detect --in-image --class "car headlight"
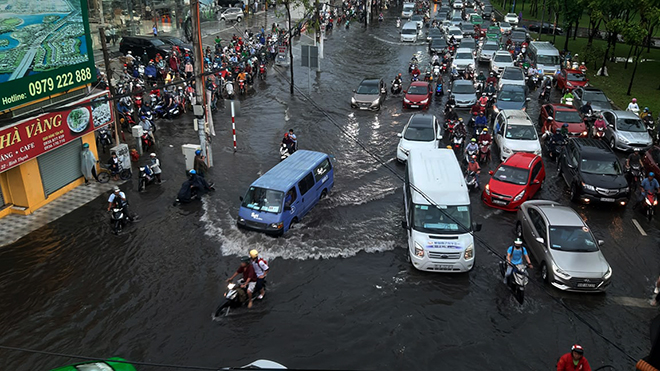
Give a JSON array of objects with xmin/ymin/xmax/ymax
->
[
  {"xmin": 270, "ymin": 222, "xmax": 283, "ymax": 229},
  {"xmin": 351, "ymin": 97, "xmax": 357, "ymax": 104},
  {"xmin": 484, "ymin": 183, "xmax": 490, "ymax": 195},
  {"xmin": 621, "ymin": 187, "xmax": 629, "ymax": 193},
  {"xmin": 534, "ymin": 148, "xmax": 542, "ymax": 155},
  {"xmin": 513, "ymin": 189, "xmax": 526, "ymax": 202},
  {"xmin": 238, "ymin": 217, "xmax": 245, "ymax": 222},
  {"xmin": 581, "ymin": 182, "xmax": 595, "ymax": 191},
  {"xmin": 404, "ymin": 98, "xmax": 411, "ymax": 103},
  {"xmin": 371, "ymin": 98, "xmax": 380, "ymax": 106},
  {"xmin": 492, "ymin": 106, "xmax": 500, "ymax": 113},
  {"xmin": 552, "ymin": 263, "xmax": 572, "ymax": 280},
  {"xmin": 414, "ymin": 242, "xmax": 425, "ymax": 257},
  {"xmin": 502, "ymin": 146, "xmax": 512, "ymax": 154},
  {"xmin": 464, "ymin": 244, "xmax": 474, "ymax": 259},
  {"xmin": 603, "ymin": 266, "xmax": 612, "ymax": 280},
  {"xmin": 582, "ymin": 131, "xmax": 588, "ymax": 136},
  {"xmin": 618, "ymin": 134, "xmax": 630, "ymax": 143},
  {"xmin": 399, "ymin": 146, "xmax": 409, "ymax": 155},
  {"xmin": 420, "ymin": 98, "xmax": 429, "ymax": 104}
]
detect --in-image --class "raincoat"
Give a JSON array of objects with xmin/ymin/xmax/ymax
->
[{"xmin": 80, "ymin": 147, "xmax": 97, "ymax": 180}]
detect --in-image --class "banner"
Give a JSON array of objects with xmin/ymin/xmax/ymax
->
[
  {"xmin": 0, "ymin": 0, "xmax": 96, "ymax": 111},
  {"xmin": 0, "ymin": 91, "xmax": 112, "ymax": 172}
]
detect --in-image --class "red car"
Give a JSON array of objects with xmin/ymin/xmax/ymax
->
[
  {"xmin": 555, "ymin": 68, "xmax": 588, "ymax": 92},
  {"xmin": 482, "ymin": 153, "xmax": 545, "ymax": 211},
  {"xmin": 403, "ymin": 81, "xmax": 432, "ymax": 109},
  {"xmin": 538, "ymin": 104, "xmax": 588, "ymax": 137},
  {"xmin": 642, "ymin": 146, "xmax": 660, "ymax": 176}
]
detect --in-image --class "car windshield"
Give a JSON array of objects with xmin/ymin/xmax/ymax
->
[
  {"xmin": 412, "ymin": 15, "xmax": 422, "ymax": 21},
  {"xmin": 461, "ymin": 25, "xmax": 473, "ymax": 32},
  {"xmin": 617, "ymin": 118, "xmax": 647, "ymax": 132},
  {"xmin": 502, "ymin": 69, "xmax": 523, "ymax": 80},
  {"xmin": 511, "ymin": 31, "xmax": 526, "ymax": 39},
  {"xmin": 430, "ymin": 29, "xmax": 442, "ymax": 35},
  {"xmin": 432, "ymin": 40, "xmax": 447, "ymax": 47},
  {"xmin": 402, "ymin": 28, "xmax": 417, "ymax": 35},
  {"xmin": 505, "ymin": 125, "xmax": 538, "ymax": 140},
  {"xmin": 403, "ymin": 4, "xmax": 414, "ymax": 10},
  {"xmin": 407, "ymin": 85, "xmax": 428, "ymax": 95},
  {"xmin": 537, "ymin": 54, "xmax": 560, "ymax": 65},
  {"xmin": 453, "ymin": 83, "xmax": 475, "ymax": 94},
  {"xmin": 555, "ymin": 110, "xmax": 582, "ymax": 123},
  {"xmin": 494, "ymin": 54, "xmax": 512, "ymax": 62},
  {"xmin": 450, "ymin": 29, "xmax": 462, "ymax": 35},
  {"xmin": 493, "ymin": 165, "xmax": 529, "ymax": 185},
  {"xmin": 404, "ymin": 125, "xmax": 435, "ymax": 141},
  {"xmin": 150, "ymin": 38, "xmax": 165, "ymax": 46},
  {"xmin": 483, "ymin": 45, "xmax": 498, "ymax": 52},
  {"xmin": 580, "ymin": 158, "xmax": 622, "ymax": 175},
  {"xmin": 567, "ymin": 72, "xmax": 587, "ymax": 81},
  {"xmin": 498, "ymin": 89, "xmax": 524, "ymax": 101},
  {"xmin": 582, "ymin": 91, "xmax": 609, "ymax": 104},
  {"xmin": 412, "ymin": 204, "xmax": 471, "ymax": 233},
  {"xmin": 500, "ymin": 22, "xmax": 511, "ymax": 28},
  {"xmin": 356, "ymin": 83, "xmax": 379, "ymax": 94},
  {"xmin": 549, "ymin": 226, "xmax": 599, "ymax": 252},
  {"xmin": 455, "ymin": 52, "xmax": 473, "ymax": 60},
  {"xmin": 242, "ymin": 187, "xmax": 284, "ymax": 213}
]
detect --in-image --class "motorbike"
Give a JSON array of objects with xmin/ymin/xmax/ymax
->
[
  {"xmin": 539, "ymin": 85, "xmax": 551, "ymax": 102},
  {"xmin": 396, "ymin": 18, "xmax": 401, "ymax": 27},
  {"xmin": 452, "ymin": 130, "xmax": 465, "ymax": 154},
  {"xmin": 643, "ymin": 191, "xmax": 658, "ymax": 221},
  {"xmin": 465, "ymin": 146, "xmax": 478, "ymax": 163},
  {"xmin": 593, "ymin": 125, "xmax": 606, "ymax": 139},
  {"xmin": 140, "ymin": 133, "xmax": 154, "ymax": 152},
  {"xmin": 644, "ymin": 116, "xmax": 656, "ymax": 137},
  {"xmin": 259, "ymin": 63, "xmax": 267, "ymax": 79},
  {"xmin": 465, "ymin": 170, "xmax": 479, "ymax": 191},
  {"xmin": 627, "ymin": 163, "xmax": 644, "ymax": 192},
  {"xmin": 154, "ymin": 101, "xmax": 181, "ymax": 119},
  {"xmin": 97, "ymin": 128, "xmax": 113, "ymax": 153},
  {"xmin": 225, "ymin": 81, "xmax": 235, "ymax": 99},
  {"xmin": 582, "ymin": 112, "xmax": 595, "ymax": 128},
  {"xmin": 411, "ymin": 72, "xmax": 420, "ymax": 82},
  {"xmin": 280, "ymin": 142, "xmax": 296, "ymax": 160},
  {"xmin": 238, "ymin": 79, "xmax": 247, "ymax": 95},
  {"xmin": 499, "ymin": 261, "xmax": 528, "ymax": 304},
  {"xmin": 546, "ymin": 137, "xmax": 566, "ymax": 161},
  {"xmin": 441, "ymin": 63, "xmax": 448, "ymax": 74},
  {"xmin": 138, "ymin": 166, "xmax": 157, "ymax": 191},
  {"xmin": 479, "ymin": 138, "xmax": 491, "ymax": 163},
  {"xmin": 435, "ymin": 81, "xmax": 444, "ymax": 96},
  {"xmin": 391, "ymin": 81, "xmax": 402, "ymax": 94},
  {"xmin": 432, "ymin": 64, "xmax": 441, "ymax": 79},
  {"xmin": 109, "ymin": 205, "xmax": 130, "ymax": 235},
  {"xmin": 213, "ymin": 279, "xmax": 249, "ymax": 318}
]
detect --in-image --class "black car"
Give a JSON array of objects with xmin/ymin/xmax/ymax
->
[
  {"xmin": 482, "ymin": 5, "xmax": 493, "ymax": 17},
  {"xmin": 427, "ymin": 27, "xmax": 443, "ymax": 41},
  {"xmin": 429, "ymin": 38, "xmax": 448, "ymax": 54},
  {"xmin": 528, "ymin": 23, "xmax": 563, "ymax": 35},
  {"xmin": 460, "ymin": 23, "xmax": 476, "ymax": 38},
  {"xmin": 119, "ymin": 36, "xmax": 170, "ymax": 60},
  {"xmin": 558, "ymin": 138, "xmax": 629, "ymax": 204},
  {"xmin": 509, "ymin": 30, "xmax": 529, "ymax": 44},
  {"xmin": 157, "ymin": 36, "xmax": 193, "ymax": 54}
]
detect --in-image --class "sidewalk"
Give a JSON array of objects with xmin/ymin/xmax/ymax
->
[{"xmin": 0, "ymin": 181, "xmax": 125, "ymax": 248}]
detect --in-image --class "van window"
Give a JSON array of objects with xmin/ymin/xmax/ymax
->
[
  {"xmin": 314, "ymin": 158, "xmax": 332, "ymax": 182},
  {"xmin": 537, "ymin": 54, "xmax": 559, "ymax": 65},
  {"xmin": 298, "ymin": 173, "xmax": 315, "ymax": 195},
  {"xmin": 285, "ymin": 188, "xmax": 297, "ymax": 207}
]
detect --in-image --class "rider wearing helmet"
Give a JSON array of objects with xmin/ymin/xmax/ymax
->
[
  {"xmin": 557, "ymin": 344, "xmax": 591, "ymax": 371},
  {"xmin": 477, "ymin": 127, "xmax": 492, "ymax": 144},
  {"xmin": 107, "ymin": 186, "xmax": 135, "ymax": 221},
  {"xmin": 592, "ymin": 114, "xmax": 607, "ymax": 137},
  {"xmin": 504, "ymin": 238, "xmax": 532, "ymax": 283},
  {"xmin": 465, "ymin": 137, "xmax": 479, "ymax": 158},
  {"xmin": 467, "ymin": 154, "xmax": 481, "ymax": 186},
  {"xmin": 486, "ymin": 71, "xmax": 498, "ymax": 86},
  {"xmin": 226, "ymin": 256, "xmax": 258, "ymax": 308},
  {"xmin": 627, "ymin": 98, "xmax": 640, "ymax": 114},
  {"xmin": 193, "ymin": 149, "xmax": 208, "ymax": 177},
  {"xmin": 249, "ymin": 249, "xmax": 269, "ymax": 300}
]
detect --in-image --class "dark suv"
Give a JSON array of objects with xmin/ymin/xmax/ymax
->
[
  {"xmin": 558, "ymin": 138, "xmax": 629, "ymax": 205},
  {"xmin": 119, "ymin": 36, "xmax": 171, "ymax": 60}
]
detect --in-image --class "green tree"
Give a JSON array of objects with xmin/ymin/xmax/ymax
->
[
  {"xmin": 275, "ymin": 0, "xmax": 317, "ymax": 94},
  {"xmin": 561, "ymin": 0, "xmax": 584, "ymax": 51},
  {"xmin": 621, "ymin": 23, "xmax": 647, "ymax": 95}
]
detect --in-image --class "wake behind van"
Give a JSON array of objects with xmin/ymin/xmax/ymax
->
[
  {"xmin": 401, "ymin": 21, "xmax": 419, "ymax": 42},
  {"xmin": 237, "ymin": 150, "xmax": 334, "ymax": 236},
  {"xmin": 402, "ymin": 148, "xmax": 481, "ymax": 272},
  {"xmin": 528, "ymin": 41, "xmax": 561, "ymax": 76}
]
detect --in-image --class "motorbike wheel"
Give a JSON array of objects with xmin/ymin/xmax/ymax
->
[
  {"xmin": 113, "ymin": 220, "xmax": 122, "ymax": 234},
  {"xmin": 648, "ymin": 207, "xmax": 654, "ymax": 221},
  {"xmin": 514, "ymin": 286, "xmax": 525, "ymax": 304},
  {"xmin": 213, "ymin": 301, "xmax": 231, "ymax": 318},
  {"xmin": 139, "ymin": 178, "xmax": 146, "ymax": 191},
  {"xmin": 98, "ymin": 172, "xmax": 111, "ymax": 183},
  {"xmin": 120, "ymin": 169, "xmax": 132, "ymax": 180}
]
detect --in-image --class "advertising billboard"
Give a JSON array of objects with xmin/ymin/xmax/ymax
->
[
  {"xmin": 0, "ymin": 0, "xmax": 96, "ymax": 112},
  {"xmin": 0, "ymin": 91, "xmax": 112, "ymax": 172}
]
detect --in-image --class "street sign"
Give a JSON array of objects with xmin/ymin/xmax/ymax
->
[{"xmin": 301, "ymin": 45, "xmax": 319, "ymax": 68}]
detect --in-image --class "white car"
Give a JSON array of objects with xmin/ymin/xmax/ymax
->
[
  {"xmin": 493, "ymin": 110, "xmax": 542, "ymax": 161},
  {"xmin": 452, "ymin": 47, "xmax": 476, "ymax": 72},
  {"xmin": 453, "ymin": 0, "xmax": 464, "ymax": 9},
  {"xmin": 402, "ymin": 3, "xmax": 415, "ymax": 18},
  {"xmin": 445, "ymin": 26, "xmax": 464, "ymax": 42},
  {"xmin": 497, "ymin": 66, "xmax": 526, "ymax": 89},
  {"xmin": 396, "ymin": 114, "xmax": 444, "ymax": 162},
  {"xmin": 499, "ymin": 21, "xmax": 513, "ymax": 34},
  {"xmin": 504, "ymin": 13, "xmax": 519, "ymax": 25},
  {"xmin": 478, "ymin": 41, "xmax": 499, "ymax": 62},
  {"xmin": 490, "ymin": 51, "xmax": 514, "ymax": 74}
]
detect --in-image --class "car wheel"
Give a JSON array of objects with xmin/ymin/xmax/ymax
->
[
  {"xmin": 237, "ymin": 16, "xmax": 242, "ymax": 22},
  {"xmin": 610, "ymin": 137, "xmax": 616, "ymax": 151},
  {"xmin": 221, "ymin": 17, "xmax": 225, "ymax": 21},
  {"xmin": 320, "ymin": 189, "xmax": 328, "ymax": 199},
  {"xmin": 541, "ymin": 262, "xmax": 550, "ymax": 283},
  {"xmin": 570, "ymin": 182, "xmax": 580, "ymax": 202},
  {"xmin": 515, "ymin": 221, "xmax": 523, "ymax": 238}
]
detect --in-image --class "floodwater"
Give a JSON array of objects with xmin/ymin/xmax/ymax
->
[{"xmin": 0, "ymin": 9, "xmax": 659, "ymax": 371}]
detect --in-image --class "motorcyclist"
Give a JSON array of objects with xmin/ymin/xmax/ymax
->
[
  {"xmin": 454, "ymin": 118, "xmax": 467, "ymax": 137},
  {"xmin": 637, "ymin": 172, "xmax": 660, "ymax": 209},
  {"xmin": 527, "ymin": 65, "xmax": 537, "ymax": 77},
  {"xmin": 282, "ymin": 129, "xmax": 297, "ymax": 154},
  {"xmin": 445, "ymin": 95, "xmax": 456, "ymax": 110},
  {"xmin": 580, "ymin": 101, "xmax": 593, "ymax": 117},
  {"xmin": 411, "ymin": 65, "xmax": 421, "ymax": 79},
  {"xmin": 474, "ymin": 111, "xmax": 488, "ymax": 134},
  {"xmin": 561, "ymin": 90, "xmax": 574, "ymax": 105},
  {"xmin": 578, "ymin": 62, "xmax": 588, "ymax": 72},
  {"xmin": 107, "ymin": 186, "xmax": 135, "ymax": 221},
  {"xmin": 476, "ymin": 71, "xmax": 487, "ymax": 84},
  {"xmin": 466, "ymin": 155, "xmax": 481, "ymax": 187},
  {"xmin": 592, "ymin": 114, "xmax": 607, "ymax": 137},
  {"xmin": 478, "ymin": 127, "xmax": 492, "ymax": 144},
  {"xmin": 641, "ymin": 107, "xmax": 653, "ymax": 121},
  {"xmin": 484, "ymin": 81, "xmax": 497, "ymax": 96},
  {"xmin": 503, "ymin": 238, "xmax": 532, "ymax": 283},
  {"xmin": 478, "ymin": 93, "xmax": 489, "ymax": 107},
  {"xmin": 547, "ymin": 128, "xmax": 565, "ymax": 157},
  {"xmin": 144, "ymin": 61, "xmax": 157, "ymax": 82},
  {"xmin": 393, "ymin": 73, "xmax": 402, "ymax": 86},
  {"xmin": 485, "ymin": 71, "xmax": 498, "ymax": 86},
  {"xmin": 626, "ymin": 151, "xmax": 644, "ymax": 170},
  {"xmin": 557, "ymin": 344, "xmax": 591, "ymax": 371},
  {"xmin": 431, "ymin": 54, "xmax": 440, "ymax": 65},
  {"xmin": 560, "ymin": 123, "xmax": 570, "ymax": 137},
  {"xmin": 627, "ymin": 98, "xmax": 640, "ymax": 114},
  {"xmin": 249, "ymin": 249, "xmax": 269, "ymax": 300},
  {"xmin": 445, "ymin": 106, "xmax": 459, "ymax": 121},
  {"xmin": 226, "ymin": 256, "xmax": 257, "ymax": 308},
  {"xmin": 465, "ymin": 138, "xmax": 479, "ymax": 158},
  {"xmin": 470, "ymin": 102, "xmax": 484, "ymax": 116}
]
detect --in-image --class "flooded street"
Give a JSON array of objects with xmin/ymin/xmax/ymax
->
[{"xmin": 1, "ymin": 10, "xmax": 659, "ymax": 370}]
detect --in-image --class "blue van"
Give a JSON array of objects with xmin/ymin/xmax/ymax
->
[{"xmin": 237, "ymin": 150, "xmax": 334, "ymax": 235}]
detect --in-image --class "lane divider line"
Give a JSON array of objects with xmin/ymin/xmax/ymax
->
[{"xmin": 632, "ymin": 218, "xmax": 647, "ymax": 236}]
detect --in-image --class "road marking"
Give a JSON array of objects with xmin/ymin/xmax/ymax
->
[{"xmin": 632, "ymin": 218, "xmax": 647, "ymax": 236}]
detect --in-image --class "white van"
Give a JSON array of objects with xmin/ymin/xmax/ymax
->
[
  {"xmin": 527, "ymin": 41, "xmax": 561, "ymax": 76},
  {"xmin": 403, "ymin": 148, "xmax": 481, "ymax": 272},
  {"xmin": 401, "ymin": 21, "xmax": 419, "ymax": 42}
]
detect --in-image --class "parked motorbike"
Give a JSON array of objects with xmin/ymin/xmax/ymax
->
[{"xmin": 499, "ymin": 261, "xmax": 528, "ymax": 304}]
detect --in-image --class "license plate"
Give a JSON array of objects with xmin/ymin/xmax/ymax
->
[
  {"xmin": 601, "ymin": 197, "xmax": 615, "ymax": 202},
  {"xmin": 359, "ymin": 107, "xmax": 369, "ymax": 110},
  {"xmin": 577, "ymin": 283, "xmax": 596, "ymax": 288},
  {"xmin": 435, "ymin": 264, "xmax": 453, "ymax": 270},
  {"xmin": 492, "ymin": 200, "xmax": 506, "ymax": 205},
  {"xmin": 410, "ymin": 105, "xmax": 419, "ymax": 108},
  {"xmin": 634, "ymin": 148, "xmax": 642, "ymax": 151}
]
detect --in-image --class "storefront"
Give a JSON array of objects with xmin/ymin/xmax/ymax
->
[{"xmin": 0, "ymin": 91, "xmax": 113, "ymax": 218}]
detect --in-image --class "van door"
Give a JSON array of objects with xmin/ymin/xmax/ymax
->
[{"xmin": 296, "ymin": 172, "xmax": 316, "ymax": 217}]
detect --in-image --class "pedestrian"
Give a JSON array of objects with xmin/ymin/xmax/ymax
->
[
  {"xmin": 80, "ymin": 143, "xmax": 99, "ymax": 184},
  {"xmin": 104, "ymin": 27, "xmax": 111, "ymax": 44},
  {"xmin": 149, "ymin": 153, "xmax": 162, "ymax": 183},
  {"xmin": 110, "ymin": 26, "xmax": 117, "ymax": 45},
  {"xmin": 153, "ymin": 23, "xmax": 158, "ymax": 37},
  {"xmin": 193, "ymin": 149, "xmax": 209, "ymax": 177}
]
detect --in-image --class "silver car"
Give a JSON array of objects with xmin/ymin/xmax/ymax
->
[
  {"xmin": 450, "ymin": 79, "xmax": 477, "ymax": 108},
  {"xmin": 497, "ymin": 66, "xmax": 526, "ymax": 89},
  {"xmin": 478, "ymin": 41, "xmax": 499, "ymax": 62},
  {"xmin": 220, "ymin": 7, "xmax": 243, "ymax": 22},
  {"xmin": 601, "ymin": 110, "xmax": 653, "ymax": 152},
  {"xmin": 516, "ymin": 200, "xmax": 612, "ymax": 292},
  {"xmin": 351, "ymin": 78, "xmax": 387, "ymax": 111},
  {"xmin": 490, "ymin": 51, "xmax": 514, "ymax": 74}
]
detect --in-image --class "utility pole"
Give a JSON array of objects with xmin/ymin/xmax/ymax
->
[
  {"xmin": 99, "ymin": 26, "xmax": 121, "ymax": 145},
  {"xmin": 315, "ymin": 0, "xmax": 322, "ymax": 71},
  {"xmin": 190, "ymin": 0, "xmax": 212, "ymax": 165},
  {"xmin": 539, "ymin": 0, "xmax": 545, "ymax": 41}
]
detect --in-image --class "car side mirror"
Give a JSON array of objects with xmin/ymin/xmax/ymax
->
[
  {"xmin": 352, "ymin": 89, "xmax": 356, "ymax": 93},
  {"xmin": 532, "ymin": 179, "xmax": 540, "ymax": 184},
  {"xmin": 535, "ymin": 237, "xmax": 544, "ymax": 244},
  {"xmin": 547, "ymin": 116, "xmax": 554, "ymax": 121},
  {"xmin": 598, "ymin": 239, "xmax": 605, "ymax": 246},
  {"xmin": 239, "ymin": 196, "xmax": 244, "ymax": 202},
  {"xmin": 403, "ymin": 90, "xmax": 407, "ymax": 93},
  {"xmin": 608, "ymin": 124, "xmax": 614, "ymax": 128},
  {"xmin": 401, "ymin": 220, "xmax": 408, "ymax": 229},
  {"xmin": 437, "ymin": 133, "xmax": 443, "ymax": 140},
  {"xmin": 397, "ymin": 133, "xmax": 403, "ymax": 138},
  {"xmin": 472, "ymin": 222, "xmax": 482, "ymax": 232},
  {"xmin": 489, "ymin": 170, "xmax": 494, "ymax": 175}
]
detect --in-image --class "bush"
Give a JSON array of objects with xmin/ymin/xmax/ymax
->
[{"xmin": 581, "ymin": 44, "xmax": 605, "ymax": 70}]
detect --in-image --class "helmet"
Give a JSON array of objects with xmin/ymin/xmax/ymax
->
[
  {"xmin": 113, "ymin": 186, "xmax": 120, "ymax": 192},
  {"xmin": 240, "ymin": 256, "xmax": 251, "ymax": 263},
  {"xmin": 562, "ymin": 123, "xmax": 569, "ymax": 127},
  {"xmin": 650, "ymin": 172, "xmax": 655, "ymax": 177},
  {"xmin": 571, "ymin": 344, "xmax": 584, "ymax": 354},
  {"xmin": 581, "ymin": 62, "xmax": 585, "ymax": 65},
  {"xmin": 471, "ymin": 138, "xmax": 476, "ymax": 142},
  {"xmin": 141, "ymin": 115, "xmax": 146, "ymax": 119},
  {"xmin": 514, "ymin": 238, "xmax": 523, "ymax": 246},
  {"xmin": 189, "ymin": 169, "xmax": 197, "ymax": 175},
  {"xmin": 83, "ymin": 143, "xmax": 89, "ymax": 148},
  {"xmin": 555, "ymin": 128, "xmax": 561, "ymax": 133},
  {"xmin": 249, "ymin": 249, "xmax": 259, "ymax": 258},
  {"xmin": 645, "ymin": 107, "xmax": 649, "ymax": 111},
  {"xmin": 195, "ymin": 149, "xmax": 201, "ymax": 155},
  {"xmin": 150, "ymin": 153, "xmax": 156, "ymax": 157},
  {"xmin": 471, "ymin": 155, "xmax": 477, "ymax": 159},
  {"xmin": 483, "ymin": 128, "xmax": 488, "ymax": 132},
  {"xmin": 447, "ymin": 145, "xmax": 453, "ymax": 149},
  {"xmin": 633, "ymin": 98, "xmax": 637, "ymax": 102}
]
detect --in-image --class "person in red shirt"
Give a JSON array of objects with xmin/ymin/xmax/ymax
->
[
  {"xmin": 226, "ymin": 256, "xmax": 258, "ymax": 308},
  {"xmin": 557, "ymin": 344, "xmax": 592, "ymax": 371}
]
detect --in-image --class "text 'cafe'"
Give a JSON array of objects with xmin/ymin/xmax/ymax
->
[{"xmin": 0, "ymin": 91, "xmax": 113, "ymax": 218}]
